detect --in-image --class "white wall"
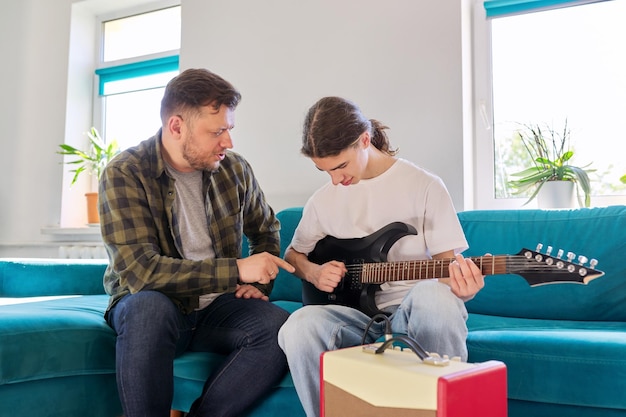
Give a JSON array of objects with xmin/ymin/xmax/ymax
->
[
  {"xmin": 0, "ymin": 0, "xmax": 471, "ymax": 255},
  {"xmin": 0, "ymin": 0, "xmax": 74, "ymax": 254},
  {"xmin": 181, "ymin": 0, "xmax": 468, "ymax": 212}
]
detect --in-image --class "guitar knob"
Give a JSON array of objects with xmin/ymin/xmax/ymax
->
[{"xmin": 578, "ymin": 255, "xmax": 588, "ymax": 265}]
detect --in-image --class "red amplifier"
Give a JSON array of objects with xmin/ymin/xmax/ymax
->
[{"xmin": 321, "ymin": 344, "xmax": 507, "ymax": 417}]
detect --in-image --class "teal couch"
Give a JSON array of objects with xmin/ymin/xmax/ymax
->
[
  {"xmin": 1, "ymin": 206, "xmax": 625, "ymax": 417},
  {"xmin": 461, "ymin": 206, "xmax": 626, "ymax": 417},
  {"xmin": 0, "ymin": 260, "xmax": 120, "ymax": 417}
]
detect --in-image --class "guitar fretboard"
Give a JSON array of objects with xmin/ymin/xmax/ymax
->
[{"xmin": 356, "ymin": 255, "xmax": 510, "ymax": 283}]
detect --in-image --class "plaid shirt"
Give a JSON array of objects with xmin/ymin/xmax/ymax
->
[{"xmin": 99, "ymin": 130, "xmax": 281, "ymax": 315}]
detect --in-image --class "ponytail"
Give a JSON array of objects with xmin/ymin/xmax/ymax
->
[{"xmin": 370, "ymin": 119, "xmax": 398, "ymax": 156}]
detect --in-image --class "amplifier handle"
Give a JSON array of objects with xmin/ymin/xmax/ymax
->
[{"xmin": 367, "ymin": 335, "xmax": 450, "ymax": 367}]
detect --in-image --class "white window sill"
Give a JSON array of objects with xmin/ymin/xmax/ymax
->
[{"xmin": 41, "ymin": 226, "xmax": 103, "ymax": 242}]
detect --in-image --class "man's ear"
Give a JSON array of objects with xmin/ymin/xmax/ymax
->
[{"xmin": 167, "ymin": 114, "xmax": 184, "ymax": 138}]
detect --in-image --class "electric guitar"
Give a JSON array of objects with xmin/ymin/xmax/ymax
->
[{"xmin": 303, "ymin": 222, "xmax": 604, "ymax": 317}]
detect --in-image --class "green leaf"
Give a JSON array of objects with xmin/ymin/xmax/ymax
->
[
  {"xmin": 561, "ymin": 150, "xmax": 573, "ymax": 162},
  {"xmin": 58, "ymin": 126, "xmax": 120, "ymax": 187}
]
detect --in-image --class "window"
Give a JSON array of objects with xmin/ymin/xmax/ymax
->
[
  {"xmin": 472, "ymin": 0, "xmax": 626, "ymax": 209},
  {"xmin": 60, "ymin": 1, "xmax": 180, "ymax": 229},
  {"xmin": 95, "ymin": 4, "xmax": 181, "ymax": 151}
]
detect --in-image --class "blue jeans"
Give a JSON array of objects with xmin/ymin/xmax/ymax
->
[
  {"xmin": 107, "ymin": 290, "xmax": 289, "ymax": 417},
  {"xmin": 278, "ymin": 280, "xmax": 468, "ymax": 417}
]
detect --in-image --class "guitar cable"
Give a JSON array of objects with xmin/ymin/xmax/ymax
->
[
  {"xmin": 361, "ymin": 313, "xmax": 439, "ymax": 364},
  {"xmin": 361, "ymin": 313, "xmax": 393, "ymax": 346},
  {"xmin": 374, "ymin": 335, "xmax": 429, "ymax": 361}
]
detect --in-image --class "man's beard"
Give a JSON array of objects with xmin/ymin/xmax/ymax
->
[{"xmin": 181, "ymin": 135, "xmax": 221, "ymax": 172}]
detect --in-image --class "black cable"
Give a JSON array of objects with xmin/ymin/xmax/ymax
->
[
  {"xmin": 361, "ymin": 313, "xmax": 393, "ymax": 345},
  {"xmin": 374, "ymin": 335, "xmax": 430, "ymax": 361}
]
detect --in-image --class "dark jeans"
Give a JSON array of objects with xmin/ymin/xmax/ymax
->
[{"xmin": 107, "ymin": 291, "xmax": 290, "ymax": 417}]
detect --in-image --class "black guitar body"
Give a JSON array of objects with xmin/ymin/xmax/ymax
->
[{"xmin": 303, "ymin": 222, "xmax": 418, "ymax": 317}]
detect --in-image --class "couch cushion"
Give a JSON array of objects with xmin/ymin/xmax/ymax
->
[
  {"xmin": 272, "ymin": 208, "xmax": 304, "ymax": 302},
  {"xmin": 0, "ymin": 374, "xmax": 122, "ymax": 417},
  {"xmin": 0, "ymin": 295, "xmax": 115, "ymax": 385},
  {"xmin": 240, "ymin": 208, "xmax": 303, "ymax": 303},
  {"xmin": 467, "ymin": 313, "xmax": 626, "ymax": 410},
  {"xmin": 272, "ymin": 300, "xmax": 302, "ymax": 314},
  {"xmin": 460, "ymin": 206, "xmax": 626, "ymax": 321},
  {"xmin": 0, "ymin": 258, "xmax": 108, "ymax": 297}
]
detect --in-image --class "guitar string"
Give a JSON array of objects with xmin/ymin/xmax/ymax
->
[
  {"xmin": 343, "ymin": 256, "xmax": 595, "ymax": 283},
  {"xmin": 343, "ymin": 258, "xmax": 585, "ymax": 271}
]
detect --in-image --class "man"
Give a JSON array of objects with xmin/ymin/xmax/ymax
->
[
  {"xmin": 100, "ymin": 68, "xmax": 294, "ymax": 417},
  {"xmin": 278, "ymin": 96, "xmax": 485, "ymax": 417}
]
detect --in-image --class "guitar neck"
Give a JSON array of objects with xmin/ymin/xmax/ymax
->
[{"xmin": 357, "ymin": 255, "xmax": 509, "ymax": 284}]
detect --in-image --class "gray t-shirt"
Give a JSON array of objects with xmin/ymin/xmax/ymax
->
[{"xmin": 166, "ymin": 163, "xmax": 222, "ymax": 309}]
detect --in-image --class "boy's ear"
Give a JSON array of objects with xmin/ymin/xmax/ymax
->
[{"xmin": 360, "ymin": 131, "xmax": 371, "ymax": 148}]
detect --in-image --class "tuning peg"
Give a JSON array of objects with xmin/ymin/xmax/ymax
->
[
  {"xmin": 546, "ymin": 246, "xmax": 553, "ymax": 256},
  {"xmin": 536, "ymin": 243, "xmax": 543, "ymax": 252},
  {"xmin": 578, "ymin": 255, "xmax": 588, "ymax": 265},
  {"xmin": 567, "ymin": 252, "xmax": 576, "ymax": 262},
  {"xmin": 590, "ymin": 259, "xmax": 598, "ymax": 269},
  {"xmin": 557, "ymin": 249, "xmax": 564, "ymax": 259}
]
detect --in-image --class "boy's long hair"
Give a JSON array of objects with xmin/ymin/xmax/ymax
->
[{"xmin": 301, "ymin": 96, "xmax": 397, "ymax": 158}]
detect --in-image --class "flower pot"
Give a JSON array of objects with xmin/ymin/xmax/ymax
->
[
  {"xmin": 537, "ymin": 181, "xmax": 576, "ymax": 209},
  {"xmin": 85, "ymin": 192, "xmax": 99, "ymax": 224}
]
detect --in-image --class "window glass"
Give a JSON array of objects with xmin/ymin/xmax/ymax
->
[
  {"xmin": 490, "ymin": 0, "xmax": 626, "ymax": 201},
  {"xmin": 104, "ymin": 87, "xmax": 166, "ymax": 151},
  {"xmin": 97, "ymin": 6, "xmax": 180, "ymax": 151},
  {"xmin": 103, "ymin": 6, "xmax": 181, "ymax": 62}
]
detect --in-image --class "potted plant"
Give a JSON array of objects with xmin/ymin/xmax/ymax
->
[
  {"xmin": 58, "ymin": 127, "xmax": 120, "ymax": 224},
  {"xmin": 507, "ymin": 120, "xmax": 594, "ymax": 208}
]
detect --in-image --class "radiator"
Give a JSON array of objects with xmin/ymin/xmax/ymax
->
[{"xmin": 58, "ymin": 245, "xmax": 107, "ymax": 259}]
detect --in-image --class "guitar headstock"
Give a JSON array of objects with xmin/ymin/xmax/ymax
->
[{"xmin": 512, "ymin": 244, "xmax": 604, "ymax": 286}]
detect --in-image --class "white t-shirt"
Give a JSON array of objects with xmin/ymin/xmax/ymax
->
[{"xmin": 291, "ymin": 158, "xmax": 468, "ymax": 309}]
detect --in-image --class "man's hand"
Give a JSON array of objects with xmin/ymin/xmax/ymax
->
[
  {"xmin": 310, "ymin": 260, "xmax": 347, "ymax": 293},
  {"xmin": 448, "ymin": 253, "xmax": 485, "ymax": 301},
  {"xmin": 235, "ymin": 284, "xmax": 269, "ymax": 301},
  {"xmin": 236, "ymin": 252, "xmax": 295, "ymax": 285}
]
